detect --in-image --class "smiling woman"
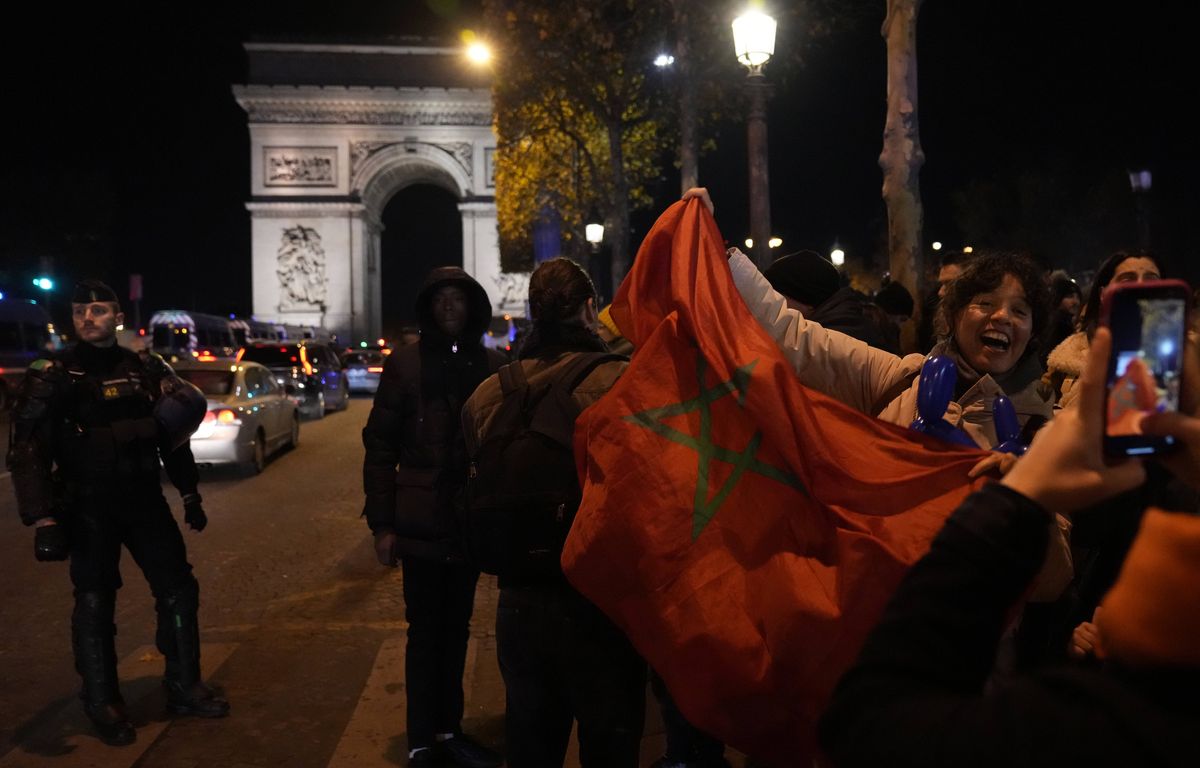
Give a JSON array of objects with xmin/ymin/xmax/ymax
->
[{"xmin": 725, "ymin": 245, "xmax": 1054, "ymax": 451}]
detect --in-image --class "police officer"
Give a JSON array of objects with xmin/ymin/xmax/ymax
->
[{"xmin": 6, "ymin": 280, "xmax": 229, "ymax": 746}]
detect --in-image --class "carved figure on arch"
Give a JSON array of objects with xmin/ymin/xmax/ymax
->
[{"xmin": 276, "ymin": 225, "xmax": 329, "ymax": 312}]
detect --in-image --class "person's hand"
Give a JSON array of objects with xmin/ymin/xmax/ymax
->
[
  {"xmin": 1139, "ymin": 328, "xmax": 1200, "ymax": 490},
  {"xmin": 682, "ymin": 187, "xmax": 714, "ymax": 215},
  {"xmin": 1002, "ymin": 328, "xmax": 1146, "ymax": 514},
  {"xmin": 374, "ymin": 531, "xmax": 398, "ymax": 567},
  {"xmin": 33, "ymin": 521, "xmax": 69, "ymax": 561},
  {"xmin": 183, "ymin": 496, "xmax": 208, "ymax": 532},
  {"xmin": 967, "ymin": 451, "xmax": 1020, "ymax": 479},
  {"xmin": 1069, "ymin": 608, "xmax": 1104, "ymax": 660}
]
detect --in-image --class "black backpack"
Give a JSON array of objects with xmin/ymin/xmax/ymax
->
[{"xmin": 465, "ymin": 352, "xmax": 624, "ymax": 580}]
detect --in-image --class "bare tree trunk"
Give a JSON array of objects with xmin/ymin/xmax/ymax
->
[
  {"xmin": 607, "ymin": 119, "xmax": 632, "ymax": 295},
  {"xmin": 880, "ymin": 0, "xmax": 925, "ymax": 352},
  {"xmin": 674, "ymin": 3, "xmax": 699, "ymax": 192}
]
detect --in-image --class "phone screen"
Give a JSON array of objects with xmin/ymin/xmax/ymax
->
[{"xmin": 1105, "ymin": 289, "xmax": 1187, "ymax": 455}]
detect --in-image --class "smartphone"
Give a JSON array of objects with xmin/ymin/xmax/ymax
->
[{"xmin": 1101, "ymin": 279, "xmax": 1191, "ymax": 457}]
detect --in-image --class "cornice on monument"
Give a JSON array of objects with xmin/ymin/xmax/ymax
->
[{"xmin": 233, "ymin": 84, "xmax": 493, "ymax": 126}]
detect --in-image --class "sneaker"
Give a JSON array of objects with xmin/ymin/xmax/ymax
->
[
  {"xmin": 83, "ymin": 701, "xmax": 136, "ymax": 746},
  {"xmin": 439, "ymin": 733, "xmax": 502, "ymax": 768}
]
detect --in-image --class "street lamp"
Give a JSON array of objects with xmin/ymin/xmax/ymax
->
[
  {"xmin": 732, "ymin": 7, "xmax": 777, "ymax": 271},
  {"xmin": 830, "ymin": 247, "xmax": 846, "ymax": 267},
  {"xmin": 585, "ymin": 215, "xmax": 605, "ymax": 253}
]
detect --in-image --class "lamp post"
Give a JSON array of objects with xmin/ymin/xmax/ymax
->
[
  {"xmin": 586, "ymin": 213, "xmax": 607, "ymax": 304},
  {"xmin": 732, "ymin": 8, "xmax": 777, "ymax": 271}
]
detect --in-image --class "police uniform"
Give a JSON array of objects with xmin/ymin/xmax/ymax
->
[{"xmin": 6, "ymin": 280, "xmax": 227, "ymax": 745}]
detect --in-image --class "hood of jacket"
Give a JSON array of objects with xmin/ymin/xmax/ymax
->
[{"xmin": 415, "ymin": 266, "xmax": 493, "ymax": 341}]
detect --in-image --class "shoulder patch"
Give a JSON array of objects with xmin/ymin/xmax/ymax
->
[{"xmin": 29, "ymin": 359, "xmax": 55, "ymax": 371}]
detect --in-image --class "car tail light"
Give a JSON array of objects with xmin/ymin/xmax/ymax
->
[
  {"xmin": 196, "ymin": 350, "xmax": 217, "ymax": 362},
  {"xmin": 205, "ymin": 408, "xmax": 241, "ymax": 425},
  {"xmin": 367, "ymin": 366, "xmax": 384, "ymax": 373}
]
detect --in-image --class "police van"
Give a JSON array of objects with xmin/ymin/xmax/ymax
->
[
  {"xmin": 148, "ymin": 310, "xmax": 239, "ymax": 362},
  {"xmin": 0, "ymin": 298, "xmax": 64, "ymax": 410}
]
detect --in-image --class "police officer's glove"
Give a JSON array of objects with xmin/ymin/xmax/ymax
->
[
  {"xmin": 182, "ymin": 494, "xmax": 208, "ymax": 532},
  {"xmin": 34, "ymin": 523, "xmax": 69, "ymax": 561}
]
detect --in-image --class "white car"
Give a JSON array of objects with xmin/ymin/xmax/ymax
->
[{"xmin": 174, "ymin": 360, "xmax": 300, "ymax": 475}]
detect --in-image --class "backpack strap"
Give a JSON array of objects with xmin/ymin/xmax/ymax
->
[
  {"xmin": 520, "ymin": 352, "xmax": 626, "ymax": 448},
  {"xmin": 553, "ymin": 352, "xmax": 628, "ymax": 399},
  {"xmin": 497, "ymin": 361, "xmax": 528, "ymax": 396}
]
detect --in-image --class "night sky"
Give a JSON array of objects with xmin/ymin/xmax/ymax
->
[{"xmin": 2, "ymin": 0, "xmax": 1194, "ymax": 334}]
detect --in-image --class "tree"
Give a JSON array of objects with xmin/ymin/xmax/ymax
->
[
  {"xmin": 486, "ymin": 0, "xmax": 673, "ymax": 294},
  {"xmin": 879, "ymin": 0, "xmax": 925, "ymax": 348}
]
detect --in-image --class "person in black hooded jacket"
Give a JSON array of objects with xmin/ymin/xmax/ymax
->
[{"xmin": 361, "ymin": 267, "xmax": 506, "ymax": 768}]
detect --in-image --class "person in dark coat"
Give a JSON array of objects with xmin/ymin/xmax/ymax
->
[
  {"xmin": 764, "ymin": 250, "xmax": 892, "ymax": 352},
  {"xmin": 361, "ymin": 267, "xmax": 506, "ymax": 768},
  {"xmin": 819, "ymin": 326, "xmax": 1200, "ymax": 768}
]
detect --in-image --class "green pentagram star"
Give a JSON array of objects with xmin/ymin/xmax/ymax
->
[{"xmin": 625, "ymin": 353, "xmax": 807, "ymax": 539}]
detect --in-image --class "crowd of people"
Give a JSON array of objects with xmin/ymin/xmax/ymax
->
[{"xmin": 7, "ymin": 190, "xmax": 1199, "ymax": 766}]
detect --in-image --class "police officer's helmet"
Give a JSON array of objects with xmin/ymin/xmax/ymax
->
[{"xmin": 155, "ymin": 377, "xmax": 208, "ymax": 452}]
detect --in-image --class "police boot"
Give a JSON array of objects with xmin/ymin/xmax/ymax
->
[
  {"xmin": 73, "ymin": 591, "xmax": 136, "ymax": 746},
  {"xmin": 155, "ymin": 579, "xmax": 229, "ymax": 718}
]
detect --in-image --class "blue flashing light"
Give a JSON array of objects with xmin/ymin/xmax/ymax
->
[
  {"xmin": 0, "ymin": 291, "xmax": 5, "ymax": 300},
  {"xmin": 33, "ymin": 277, "xmax": 54, "ymax": 291}
]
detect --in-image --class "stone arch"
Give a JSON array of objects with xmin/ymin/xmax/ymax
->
[{"xmin": 354, "ymin": 143, "xmax": 472, "ymax": 219}]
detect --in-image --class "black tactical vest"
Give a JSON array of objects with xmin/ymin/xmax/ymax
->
[{"xmin": 57, "ymin": 344, "xmax": 162, "ymax": 483}]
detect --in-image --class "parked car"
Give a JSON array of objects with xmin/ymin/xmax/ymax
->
[
  {"xmin": 237, "ymin": 340, "xmax": 350, "ymax": 419},
  {"xmin": 173, "ymin": 359, "xmax": 300, "ymax": 475},
  {"xmin": 341, "ymin": 349, "xmax": 387, "ymax": 394},
  {"xmin": 0, "ymin": 298, "xmax": 64, "ymax": 410}
]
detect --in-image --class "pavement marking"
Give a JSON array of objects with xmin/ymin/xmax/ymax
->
[
  {"xmin": 325, "ymin": 634, "xmax": 481, "ymax": 767},
  {"xmin": 326, "ymin": 634, "xmax": 407, "ymax": 768},
  {"xmin": 0, "ymin": 642, "xmax": 237, "ymax": 768}
]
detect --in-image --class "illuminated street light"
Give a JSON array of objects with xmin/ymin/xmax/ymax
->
[
  {"xmin": 768, "ymin": 236, "xmax": 782, "ymax": 249},
  {"xmin": 465, "ymin": 41, "xmax": 492, "ymax": 65},
  {"xmin": 654, "ymin": 53, "xmax": 675, "ymax": 67},
  {"xmin": 732, "ymin": 6, "xmax": 777, "ymax": 271},
  {"xmin": 962, "ymin": 246, "xmax": 974, "ymax": 254},
  {"xmin": 830, "ymin": 248, "xmax": 846, "ymax": 267},
  {"xmin": 931, "ymin": 241, "xmax": 943, "ymax": 251}
]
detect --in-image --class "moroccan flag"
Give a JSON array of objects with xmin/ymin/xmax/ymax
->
[{"xmin": 562, "ymin": 200, "xmax": 986, "ymax": 764}]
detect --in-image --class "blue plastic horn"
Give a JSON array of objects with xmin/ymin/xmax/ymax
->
[
  {"xmin": 991, "ymin": 394, "xmax": 1028, "ymax": 455},
  {"xmin": 909, "ymin": 355, "xmax": 976, "ymax": 448}
]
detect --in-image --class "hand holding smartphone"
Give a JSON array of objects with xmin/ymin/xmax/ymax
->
[{"xmin": 1101, "ymin": 279, "xmax": 1191, "ymax": 457}]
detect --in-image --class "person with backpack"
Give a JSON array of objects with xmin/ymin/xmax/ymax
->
[
  {"xmin": 361, "ymin": 267, "xmax": 506, "ymax": 768},
  {"xmin": 462, "ymin": 257, "xmax": 646, "ymax": 767}
]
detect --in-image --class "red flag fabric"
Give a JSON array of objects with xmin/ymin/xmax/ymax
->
[{"xmin": 563, "ymin": 201, "xmax": 986, "ymax": 764}]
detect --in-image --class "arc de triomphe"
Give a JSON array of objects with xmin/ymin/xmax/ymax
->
[{"xmin": 233, "ymin": 42, "xmax": 526, "ymax": 343}]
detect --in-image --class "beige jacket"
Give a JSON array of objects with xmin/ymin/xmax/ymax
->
[
  {"xmin": 728, "ymin": 249, "xmax": 1054, "ymax": 449},
  {"xmin": 1044, "ymin": 331, "xmax": 1089, "ymax": 410},
  {"xmin": 462, "ymin": 353, "xmax": 628, "ymax": 456}
]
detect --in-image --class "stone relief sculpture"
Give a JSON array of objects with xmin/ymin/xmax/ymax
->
[
  {"xmin": 494, "ymin": 271, "xmax": 531, "ymax": 313},
  {"xmin": 277, "ymin": 225, "xmax": 329, "ymax": 312}
]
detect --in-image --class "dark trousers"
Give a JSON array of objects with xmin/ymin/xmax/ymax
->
[
  {"xmin": 66, "ymin": 485, "xmax": 196, "ymax": 703},
  {"xmin": 68, "ymin": 484, "xmax": 193, "ymax": 597},
  {"xmin": 497, "ymin": 583, "xmax": 646, "ymax": 768},
  {"xmin": 401, "ymin": 556, "xmax": 480, "ymax": 748}
]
